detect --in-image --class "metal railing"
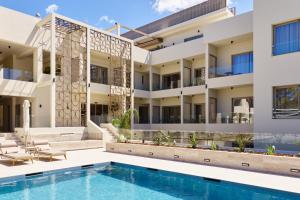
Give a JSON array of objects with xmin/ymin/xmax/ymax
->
[{"xmin": 211, "ymin": 112, "xmax": 254, "ymax": 124}]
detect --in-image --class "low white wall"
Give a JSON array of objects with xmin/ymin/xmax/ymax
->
[
  {"xmin": 151, "ymin": 38, "xmax": 205, "ymax": 65},
  {"xmin": 207, "ymin": 74, "xmax": 253, "ymax": 89}
]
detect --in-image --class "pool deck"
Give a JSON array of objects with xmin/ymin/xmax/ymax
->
[{"xmin": 0, "ymin": 148, "xmax": 299, "ymax": 194}]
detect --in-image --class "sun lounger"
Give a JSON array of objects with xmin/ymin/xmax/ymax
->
[
  {"xmin": 0, "ymin": 141, "xmax": 33, "ymax": 165},
  {"xmin": 32, "ymin": 140, "xmax": 66, "ymax": 161}
]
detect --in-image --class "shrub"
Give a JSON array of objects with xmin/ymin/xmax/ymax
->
[
  {"xmin": 115, "ymin": 134, "xmax": 127, "ymax": 143},
  {"xmin": 211, "ymin": 142, "xmax": 218, "ymax": 150},
  {"xmin": 266, "ymin": 145, "xmax": 276, "ymax": 155},
  {"xmin": 189, "ymin": 133, "xmax": 198, "ymax": 149},
  {"xmin": 235, "ymin": 134, "xmax": 252, "ymax": 152},
  {"xmin": 153, "ymin": 131, "xmax": 168, "ymax": 146},
  {"xmin": 166, "ymin": 131, "xmax": 175, "ymax": 146}
]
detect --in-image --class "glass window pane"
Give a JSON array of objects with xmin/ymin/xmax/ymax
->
[
  {"xmin": 273, "ymin": 21, "xmax": 300, "ymax": 55},
  {"xmin": 273, "ymin": 86, "xmax": 300, "ymax": 118}
]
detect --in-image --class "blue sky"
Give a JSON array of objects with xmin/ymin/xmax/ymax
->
[{"xmin": 0, "ymin": 0, "xmax": 253, "ymax": 30}]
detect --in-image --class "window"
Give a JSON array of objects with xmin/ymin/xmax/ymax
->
[
  {"xmin": 232, "ymin": 52, "xmax": 253, "ymax": 75},
  {"xmin": 273, "ymin": 85, "xmax": 300, "ymax": 119},
  {"xmin": 90, "ymin": 65, "xmax": 108, "ymax": 84},
  {"xmin": 273, "ymin": 20, "xmax": 300, "ymax": 55}
]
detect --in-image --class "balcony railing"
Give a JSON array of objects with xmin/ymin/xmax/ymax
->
[
  {"xmin": 209, "ymin": 65, "xmax": 253, "ymax": 78},
  {"xmin": 184, "ymin": 118, "xmax": 206, "ymax": 124},
  {"xmin": 134, "ymin": 84, "xmax": 150, "ymax": 91},
  {"xmin": 2, "ymin": 68, "xmax": 33, "ymax": 82},
  {"xmin": 212, "ymin": 112, "xmax": 254, "ymax": 124},
  {"xmin": 91, "ymin": 115, "xmax": 108, "ymax": 125}
]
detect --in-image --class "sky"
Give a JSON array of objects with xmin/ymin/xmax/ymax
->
[{"xmin": 0, "ymin": 0, "xmax": 253, "ymax": 30}]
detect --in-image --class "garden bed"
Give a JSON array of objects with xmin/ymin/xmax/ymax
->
[{"xmin": 106, "ymin": 142, "xmax": 300, "ymax": 177}]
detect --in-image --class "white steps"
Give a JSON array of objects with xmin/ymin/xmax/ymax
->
[{"xmin": 49, "ymin": 140, "xmax": 103, "ymax": 151}]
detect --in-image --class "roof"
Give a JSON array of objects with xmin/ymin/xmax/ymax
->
[{"xmin": 122, "ymin": 0, "xmax": 227, "ymax": 40}]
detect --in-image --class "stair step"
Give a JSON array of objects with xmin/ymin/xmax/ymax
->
[{"xmin": 49, "ymin": 140, "xmax": 104, "ymax": 151}]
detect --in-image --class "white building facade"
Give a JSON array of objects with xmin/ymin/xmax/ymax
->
[{"xmin": 0, "ymin": 0, "xmax": 300, "ymax": 139}]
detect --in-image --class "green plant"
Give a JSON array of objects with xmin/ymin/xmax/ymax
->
[
  {"xmin": 153, "ymin": 131, "xmax": 168, "ymax": 146},
  {"xmin": 189, "ymin": 133, "xmax": 198, "ymax": 149},
  {"xmin": 115, "ymin": 134, "xmax": 127, "ymax": 143},
  {"xmin": 166, "ymin": 131, "xmax": 175, "ymax": 146},
  {"xmin": 235, "ymin": 134, "xmax": 252, "ymax": 152},
  {"xmin": 266, "ymin": 145, "xmax": 276, "ymax": 155},
  {"xmin": 112, "ymin": 109, "xmax": 139, "ymax": 129},
  {"xmin": 211, "ymin": 142, "xmax": 218, "ymax": 150}
]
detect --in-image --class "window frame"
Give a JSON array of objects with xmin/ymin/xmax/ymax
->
[{"xmin": 272, "ymin": 19, "xmax": 300, "ymax": 56}]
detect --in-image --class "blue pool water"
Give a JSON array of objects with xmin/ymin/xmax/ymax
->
[{"xmin": 0, "ymin": 163, "xmax": 299, "ymax": 200}]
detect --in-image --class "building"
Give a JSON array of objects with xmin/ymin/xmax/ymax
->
[{"xmin": 0, "ymin": 0, "xmax": 299, "ymax": 142}]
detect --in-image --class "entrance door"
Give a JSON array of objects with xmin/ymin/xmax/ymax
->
[{"xmin": 209, "ymin": 98, "xmax": 217, "ymax": 123}]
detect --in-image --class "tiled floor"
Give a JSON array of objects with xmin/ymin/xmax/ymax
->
[{"xmin": 0, "ymin": 148, "xmax": 299, "ymax": 194}]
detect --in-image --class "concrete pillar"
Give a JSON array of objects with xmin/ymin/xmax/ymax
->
[
  {"xmin": 180, "ymin": 59, "xmax": 184, "ymax": 124},
  {"xmin": 50, "ymin": 14, "xmax": 56, "ymax": 128},
  {"xmin": 11, "ymin": 97, "xmax": 16, "ymax": 130},
  {"xmin": 149, "ymin": 99, "xmax": 153, "ymax": 124},
  {"xmin": 149, "ymin": 65, "xmax": 152, "ymax": 91},
  {"xmin": 205, "ymin": 44, "xmax": 210, "ymax": 124},
  {"xmin": 86, "ymin": 28, "xmax": 91, "ymax": 123},
  {"xmin": 33, "ymin": 46, "xmax": 43, "ymax": 82},
  {"xmin": 130, "ymin": 42, "xmax": 135, "ymax": 130}
]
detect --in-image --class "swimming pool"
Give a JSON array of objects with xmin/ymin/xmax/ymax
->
[{"xmin": 0, "ymin": 162, "xmax": 299, "ymax": 200}]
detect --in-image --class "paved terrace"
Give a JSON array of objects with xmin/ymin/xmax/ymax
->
[{"xmin": 0, "ymin": 148, "xmax": 299, "ymax": 194}]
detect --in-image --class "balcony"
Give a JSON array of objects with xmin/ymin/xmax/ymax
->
[{"xmin": 1, "ymin": 68, "xmax": 33, "ymax": 82}]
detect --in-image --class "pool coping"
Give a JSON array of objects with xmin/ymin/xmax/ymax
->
[{"xmin": 0, "ymin": 149, "xmax": 299, "ymax": 194}]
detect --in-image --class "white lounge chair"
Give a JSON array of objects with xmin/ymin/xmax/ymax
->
[
  {"xmin": 0, "ymin": 141, "xmax": 33, "ymax": 165},
  {"xmin": 32, "ymin": 140, "xmax": 66, "ymax": 161}
]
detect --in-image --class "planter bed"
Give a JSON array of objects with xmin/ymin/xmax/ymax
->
[{"xmin": 106, "ymin": 142, "xmax": 300, "ymax": 177}]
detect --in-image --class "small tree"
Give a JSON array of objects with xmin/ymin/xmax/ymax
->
[{"xmin": 112, "ymin": 109, "xmax": 139, "ymax": 129}]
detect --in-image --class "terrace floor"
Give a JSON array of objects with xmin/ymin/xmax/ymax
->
[{"xmin": 0, "ymin": 148, "xmax": 299, "ymax": 194}]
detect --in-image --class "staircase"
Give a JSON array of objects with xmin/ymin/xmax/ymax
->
[{"xmin": 99, "ymin": 123, "xmax": 119, "ymax": 143}]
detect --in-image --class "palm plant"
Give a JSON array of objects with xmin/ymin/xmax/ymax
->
[
  {"xmin": 112, "ymin": 109, "xmax": 139, "ymax": 129},
  {"xmin": 235, "ymin": 134, "xmax": 252, "ymax": 152}
]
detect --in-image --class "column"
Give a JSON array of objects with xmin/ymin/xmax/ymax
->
[
  {"xmin": 33, "ymin": 47, "xmax": 43, "ymax": 82},
  {"xmin": 149, "ymin": 65, "xmax": 153, "ymax": 125},
  {"xmin": 205, "ymin": 44, "xmax": 209, "ymax": 124},
  {"xmin": 86, "ymin": 27, "xmax": 91, "ymax": 122},
  {"xmin": 180, "ymin": 59, "xmax": 184, "ymax": 124},
  {"xmin": 130, "ymin": 43, "xmax": 135, "ymax": 129},
  {"xmin": 50, "ymin": 14, "xmax": 56, "ymax": 128}
]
